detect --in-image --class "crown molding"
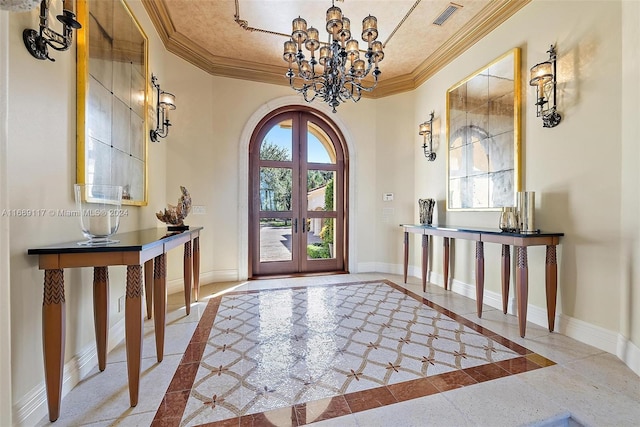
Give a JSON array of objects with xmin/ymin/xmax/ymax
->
[
  {"xmin": 141, "ymin": 0, "xmax": 173, "ymax": 43},
  {"xmin": 370, "ymin": 74, "xmax": 416, "ymax": 99},
  {"xmin": 142, "ymin": 0, "xmax": 532, "ymax": 98},
  {"xmin": 411, "ymin": 0, "xmax": 532, "ymax": 87}
]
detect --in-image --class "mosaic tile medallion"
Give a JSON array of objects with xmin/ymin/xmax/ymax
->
[{"xmin": 152, "ymin": 280, "xmax": 554, "ymax": 426}]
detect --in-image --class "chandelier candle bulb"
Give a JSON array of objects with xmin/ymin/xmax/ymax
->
[
  {"xmin": 339, "ymin": 17, "xmax": 351, "ymax": 42},
  {"xmin": 305, "ymin": 27, "xmax": 320, "ymax": 53},
  {"xmin": 346, "ymin": 39, "xmax": 359, "ymax": 58},
  {"xmin": 284, "ymin": 40, "xmax": 296, "ymax": 63},
  {"xmin": 319, "ymin": 46, "xmax": 330, "ymax": 65},
  {"xmin": 362, "ymin": 15, "xmax": 378, "ymax": 42},
  {"xmin": 292, "ymin": 16, "xmax": 308, "ymax": 48},
  {"xmin": 372, "ymin": 41, "xmax": 384, "ymax": 62},
  {"xmin": 326, "ymin": 5, "xmax": 342, "ymax": 34}
]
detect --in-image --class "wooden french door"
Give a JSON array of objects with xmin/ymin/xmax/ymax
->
[{"xmin": 249, "ymin": 108, "xmax": 347, "ymax": 277}]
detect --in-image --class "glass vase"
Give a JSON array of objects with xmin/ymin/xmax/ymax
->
[{"xmin": 74, "ymin": 184, "xmax": 123, "ymax": 245}]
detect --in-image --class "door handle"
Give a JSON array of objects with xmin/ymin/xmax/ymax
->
[
  {"xmin": 302, "ymin": 218, "xmax": 306, "ymax": 233},
  {"xmin": 294, "ymin": 218, "xmax": 298, "ymax": 233}
]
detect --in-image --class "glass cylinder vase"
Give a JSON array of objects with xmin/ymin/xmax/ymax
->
[{"xmin": 74, "ymin": 184, "xmax": 123, "ymax": 245}]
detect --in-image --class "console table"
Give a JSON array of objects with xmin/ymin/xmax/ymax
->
[
  {"xmin": 401, "ymin": 224, "xmax": 563, "ymax": 338},
  {"xmin": 28, "ymin": 226, "xmax": 202, "ymax": 422}
]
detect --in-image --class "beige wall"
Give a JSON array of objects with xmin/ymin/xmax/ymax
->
[
  {"xmin": 373, "ymin": 92, "xmax": 415, "ymax": 272},
  {"xmin": 620, "ymin": 0, "xmax": 640, "ymax": 364},
  {"xmin": 412, "ymin": 0, "xmax": 632, "ymax": 355},
  {"xmin": 3, "ymin": 0, "xmax": 639, "ymax": 424},
  {"xmin": 1, "ymin": 9, "xmax": 12, "ymax": 426}
]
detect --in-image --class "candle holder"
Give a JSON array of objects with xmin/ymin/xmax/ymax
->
[{"xmin": 74, "ymin": 184, "xmax": 123, "ymax": 245}]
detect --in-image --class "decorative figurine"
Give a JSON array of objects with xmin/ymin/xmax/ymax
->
[{"xmin": 156, "ymin": 186, "xmax": 192, "ymax": 230}]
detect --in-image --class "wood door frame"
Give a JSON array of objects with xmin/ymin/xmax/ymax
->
[{"xmin": 248, "ymin": 106, "xmax": 349, "ymax": 278}]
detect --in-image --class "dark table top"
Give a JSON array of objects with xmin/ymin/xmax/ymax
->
[
  {"xmin": 400, "ymin": 223, "xmax": 563, "ymax": 237},
  {"xmin": 27, "ymin": 226, "xmax": 203, "ymax": 255}
]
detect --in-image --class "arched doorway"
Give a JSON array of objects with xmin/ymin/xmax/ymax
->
[{"xmin": 248, "ymin": 106, "xmax": 348, "ymax": 277}]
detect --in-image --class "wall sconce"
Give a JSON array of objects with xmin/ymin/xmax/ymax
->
[
  {"xmin": 529, "ymin": 45, "xmax": 561, "ymax": 128},
  {"xmin": 150, "ymin": 74, "xmax": 176, "ymax": 143},
  {"xmin": 419, "ymin": 111, "xmax": 436, "ymax": 161},
  {"xmin": 23, "ymin": 0, "xmax": 82, "ymax": 62}
]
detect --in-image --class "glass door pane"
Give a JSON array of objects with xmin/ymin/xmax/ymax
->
[
  {"xmin": 260, "ymin": 167, "xmax": 292, "ymax": 212},
  {"xmin": 307, "ymin": 170, "xmax": 335, "ymax": 211},
  {"xmin": 306, "ymin": 218, "xmax": 335, "ymax": 260},
  {"xmin": 307, "ymin": 122, "xmax": 336, "ymax": 164},
  {"xmin": 260, "ymin": 119, "xmax": 292, "ymax": 161},
  {"xmin": 260, "ymin": 218, "xmax": 293, "ymax": 262}
]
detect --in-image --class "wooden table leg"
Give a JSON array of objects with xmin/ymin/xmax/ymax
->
[
  {"xmin": 125, "ymin": 265, "xmax": 143, "ymax": 407},
  {"xmin": 154, "ymin": 254, "xmax": 167, "ymax": 362},
  {"xmin": 183, "ymin": 241, "xmax": 192, "ymax": 315},
  {"xmin": 42, "ymin": 269, "xmax": 65, "ymax": 422},
  {"xmin": 144, "ymin": 260, "xmax": 153, "ymax": 320},
  {"xmin": 545, "ymin": 245, "xmax": 558, "ymax": 332},
  {"xmin": 475, "ymin": 241, "xmax": 484, "ymax": 317},
  {"xmin": 516, "ymin": 246, "xmax": 529, "ymax": 337},
  {"xmin": 421, "ymin": 234, "xmax": 429, "ymax": 292},
  {"xmin": 193, "ymin": 236, "xmax": 200, "ymax": 302},
  {"xmin": 501, "ymin": 244, "xmax": 510, "ymax": 314},
  {"xmin": 403, "ymin": 231, "xmax": 409, "ymax": 283},
  {"xmin": 443, "ymin": 237, "xmax": 449, "ymax": 291},
  {"xmin": 93, "ymin": 267, "xmax": 109, "ymax": 372}
]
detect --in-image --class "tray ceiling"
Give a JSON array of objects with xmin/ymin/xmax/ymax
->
[{"xmin": 142, "ymin": 0, "xmax": 530, "ymax": 98}]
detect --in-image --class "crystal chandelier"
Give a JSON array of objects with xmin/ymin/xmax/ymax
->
[{"xmin": 283, "ymin": 0, "xmax": 384, "ymax": 113}]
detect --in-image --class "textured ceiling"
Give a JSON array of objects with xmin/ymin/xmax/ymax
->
[{"xmin": 142, "ymin": 0, "xmax": 530, "ymax": 98}]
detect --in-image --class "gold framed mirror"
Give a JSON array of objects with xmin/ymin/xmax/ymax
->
[
  {"xmin": 446, "ymin": 48, "xmax": 521, "ymax": 211},
  {"xmin": 76, "ymin": 0, "xmax": 149, "ymax": 205}
]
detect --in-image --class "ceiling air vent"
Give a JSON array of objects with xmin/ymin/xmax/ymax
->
[{"xmin": 433, "ymin": 3, "xmax": 461, "ymax": 26}]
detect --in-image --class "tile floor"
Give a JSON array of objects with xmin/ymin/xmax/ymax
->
[{"xmin": 37, "ymin": 273, "xmax": 640, "ymax": 427}]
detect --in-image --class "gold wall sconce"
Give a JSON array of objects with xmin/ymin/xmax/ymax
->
[
  {"xmin": 23, "ymin": 0, "xmax": 82, "ymax": 62},
  {"xmin": 150, "ymin": 74, "xmax": 176, "ymax": 142},
  {"xmin": 419, "ymin": 111, "xmax": 436, "ymax": 161},
  {"xmin": 529, "ymin": 45, "xmax": 561, "ymax": 128}
]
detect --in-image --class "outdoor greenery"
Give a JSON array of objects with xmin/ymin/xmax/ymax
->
[
  {"xmin": 260, "ymin": 141, "xmax": 292, "ymax": 212},
  {"xmin": 307, "ymin": 243, "xmax": 330, "ymax": 259},
  {"xmin": 308, "ymin": 170, "xmax": 333, "ymax": 191},
  {"xmin": 320, "ymin": 178, "xmax": 334, "ymax": 246}
]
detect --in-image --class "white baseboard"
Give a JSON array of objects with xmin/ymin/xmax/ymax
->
[
  {"xmin": 355, "ymin": 261, "xmax": 377, "ymax": 273},
  {"xmin": 446, "ymin": 274, "xmax": 517, "ymax": 315},
  {"xmin": 14, "ymin": 318, "xmax": 125, "ymax": 427},
  {"xmin": 371, "ymin": 262, "xmax": 403, "ymax": 276},
  {"xmin": 364, "ymin": 262, "xmax": 425, "ymax": 279},
  {"xmin": 617, "ymin": 336, "xmax": 640, "ymax": 376},
  {"xmin": 555, "ymin": 313, "xmax": 618, "ymax": 354},
  {"xmin": 166, "ymin": 270, "xmax": 237, "ymax": 295}
]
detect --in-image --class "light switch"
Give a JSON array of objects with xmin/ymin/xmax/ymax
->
[{"xmin": 383, "ymin": 193, "xmax": 394, "ymax": 201}]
